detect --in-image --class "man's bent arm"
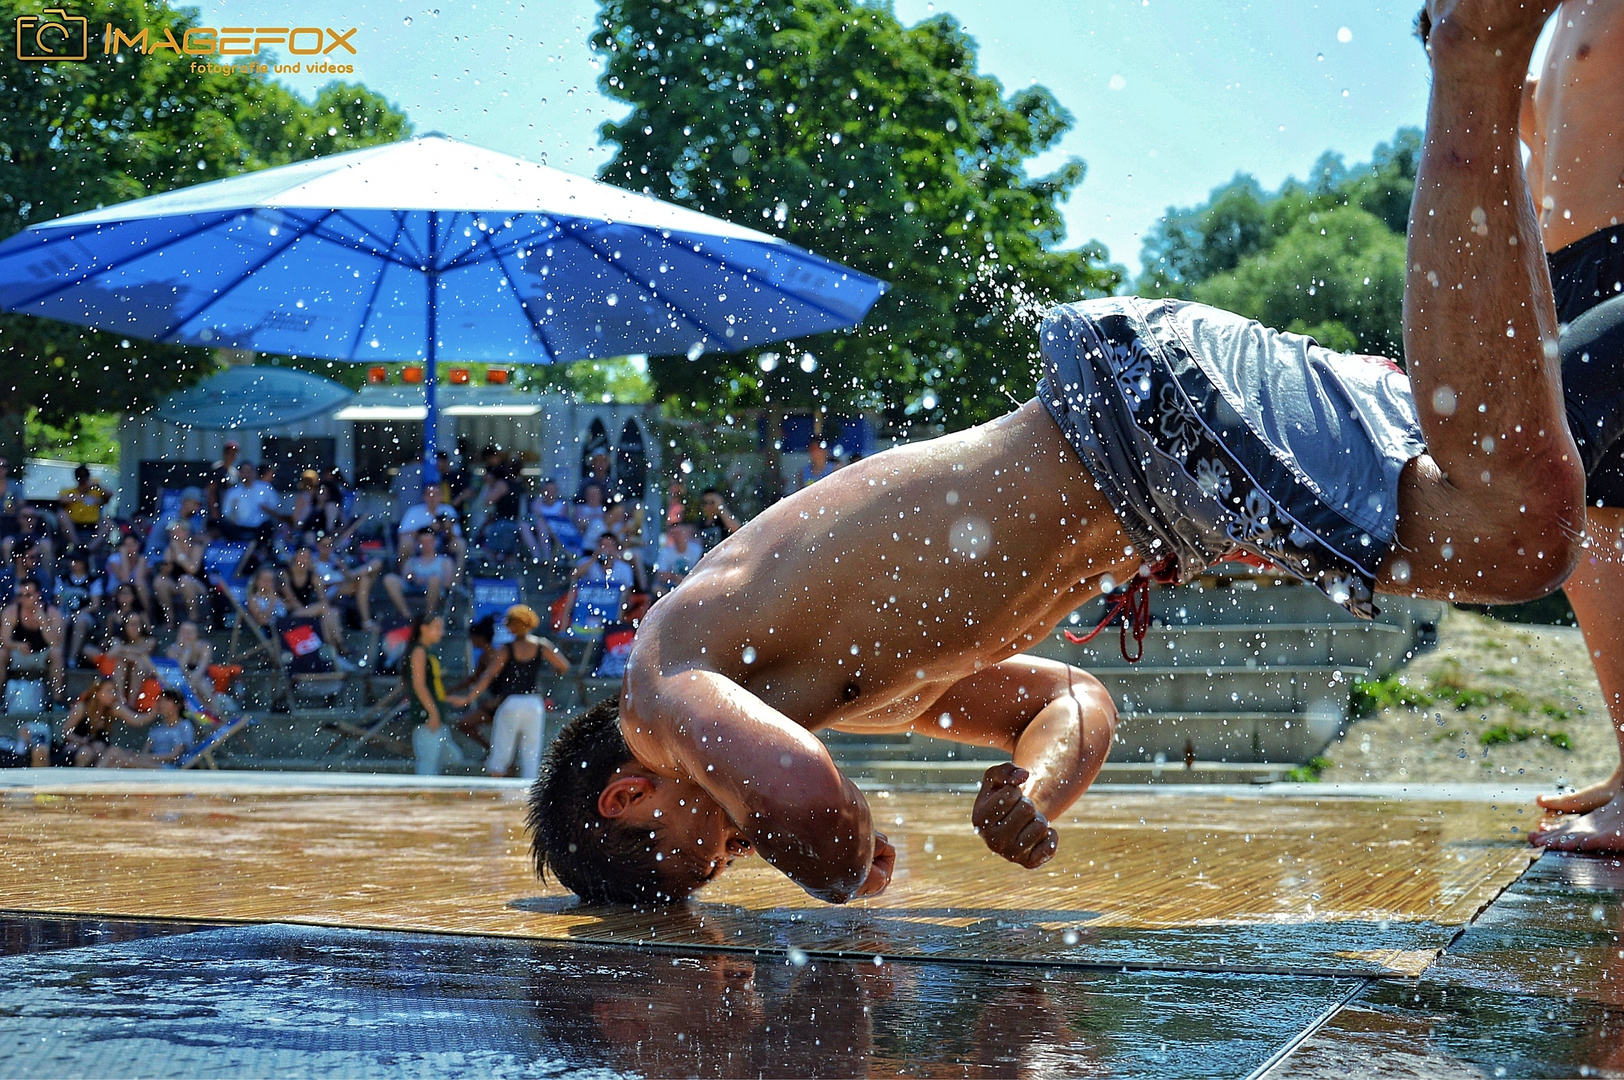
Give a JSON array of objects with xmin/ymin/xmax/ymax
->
[{"xmin": 622, "ymin": 667, "xmax": 876, "ymax": 902}]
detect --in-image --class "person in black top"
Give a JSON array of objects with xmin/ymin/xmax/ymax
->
[
  {"xmin": 278, "ymin": 546, "xmax": 352, "ymax": 665},
  {"xmin": 0, "ymin": 578, "xmax": 66, "ymax": 705},
  {"xmin": 449, "ymin": 604, "xmax": 567, "ymax": 778}
]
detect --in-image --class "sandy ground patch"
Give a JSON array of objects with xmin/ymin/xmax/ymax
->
[{"xmin": 1319, "ymin": 608, "xmax": 1619, "ymax": 791}]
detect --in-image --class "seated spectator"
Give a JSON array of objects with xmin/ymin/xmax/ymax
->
[
  {"xmin": 796, "ymin": 439, "xmax": 839, "ymax": 491},
  {"xmin": 652, "ymin": 521, "xmax": 704, "ymax": 599},
  {"xmin": 571, "ymin": 532, "xmax": 638, "ymax": 592},
  {"xmin": 169, "ymin": 487, "xmax": 209, "ymax": 542},
  {"xmin": 581, "ymin": 447, "xmax": 613, "ymax": 498},
  {"xmin": 55, "ymin": 553, "xmax": 98, "ymax": 666},
  {"xmin": 383, "ymin": 529, "xmax": 456, "ymax": 618},
  {"xmin": 663, "ymin": 475, "xmax": 689, "ymax": 527},
  {"xmin": 243, "ymin": 567, "xmax": 287, "ymax": 632},
  {"xmin": 288, "ymin": 469, "xmax": 326, "ymax": 541},
  {"xmin": 695, "ymin": 487, "xmax": 741, "ymax": 554},
  {"xmin": 82, "ymin": 583, "xmax": 142, "ymax": 674},
  {"xmin": 438, "ymin": 451, "xmax": 472, "ymax": 514},
  {"xmin": 219, "ymin": 462, "xmax": 282, "ymax": 546},
  {"xmin": 152, "ymin": 521, "xmax": 208, "ymax": 627},
  {"xmin": 206, "ymin": 440, "xmax": 242, "ymax": 526},
  {"xmin": 313, "ymin": 534, "xmax": 382, "ymax": 633},
  {"xmin": 57, "ymin": 464, "xmax": 112, "ymax": 554},
  {"xmin": 573, "ymin": 480, "xmax": 607, "ymax": 546},
  {"xmin": 96, "ymin": 688, "xmax": 194, "ymax": 768},
  {"xmin": 280, "ymin": 545, "xmax": 352, "ymax": 660},
  {"xmin": 105, "ymin": 611, "xmax": 158, "ymax": 709},
  {"xmin": 103, "ymin": 532, "xmax": 153, "ymax": 616},
  {"xmin": 474, "ymin": 452, "xmax": 525, "ymax": 561},
  {"xmin": 164, "ymin": 620, "xmax": 219, "ymax": 708},
  {"xmin": 522, "ymin": 478, "xmax": 582, "ymax": 565},
  {"xmin": 62, "ymin": 680, "xmax": 152, "ymax": 767},
  {"xmin": 0, "ymin": 578, "xmax": 66, "ymax": 706},
  {"xmin": 2, "ymin": 503, "xmax": 55, "ymax": 568},
  {"xmin": 397, "ymin": 483, "xmax": 465, "ymax": 565}
]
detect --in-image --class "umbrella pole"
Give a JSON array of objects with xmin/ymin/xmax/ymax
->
[{"xmin": 423, "ymin": 212, "xmax": 440, "ymax": 486}]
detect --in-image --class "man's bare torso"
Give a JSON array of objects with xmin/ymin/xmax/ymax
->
[
  {"xmin": 628, "ymin": 401, "xmax": 1136, "ymax": 736},
  {"xmin": 1525, "ymin": 1, "xmax": 1624, "ymax": 249}
]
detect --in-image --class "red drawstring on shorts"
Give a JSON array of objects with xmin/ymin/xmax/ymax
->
[
  {"xmin": 1063, "ymin": 558, "xmax": 1176, "ymax": 663},
  {"xmin": 1064, "ymin": 573, "xmax": 1154, "ymax": 662}
]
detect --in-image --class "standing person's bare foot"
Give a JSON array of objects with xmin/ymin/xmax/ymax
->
[
  {"xmin": 1538, "ymin": 765, "xmax": 1624, "ymax": 815},
  {"xmin": 1530, "ymin": 795, "xmax": 1624, "ymax": 852}
]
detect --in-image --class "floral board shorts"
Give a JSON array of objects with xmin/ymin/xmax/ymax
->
[{"xmin": 1037, "ymin": 297, "xmax": 1426, "ymax": 620}]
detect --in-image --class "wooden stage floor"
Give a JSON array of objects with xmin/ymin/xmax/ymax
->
[
  {"xmin": 0, "ymin": 777, "xmax": 1536, "ymax": 976},
  {"xmin": 0, "ymin": 775, "xmax": 1617, "ymax": 1077}
]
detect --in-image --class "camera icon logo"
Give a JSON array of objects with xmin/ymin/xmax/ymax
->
[{"xmin": 16, "ymin": 8, "xmax": 89, "ymax": 61}]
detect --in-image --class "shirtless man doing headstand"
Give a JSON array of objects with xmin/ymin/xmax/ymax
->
[{"xmin": 531, "ymin": 0, "xmax": 1598, "ymax": 905}]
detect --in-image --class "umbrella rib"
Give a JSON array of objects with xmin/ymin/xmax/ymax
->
[
  {"xmin": 559, "ymin": 224, "xmax": 729, "ymax": 347},
  {"xmin": 343, "ymin": 211, "xmax": 411, "ymax": 360},
  {"xmin": 437, "ymin": 219, "xmax": 563, "ymax": 273},
  {"xmin": 584, "ymin": 220, "xmax": 879, "ymax": 330},
  {"xmin": 155, "ymin": 208, "xmax": 341, "ymax": 343},
  {"xmin": 475, "ymin": 229, "xmax": 560, "ymax": 363},
  {"xmin": 3, "ymin": 212, "xmax": 241, "ymax": 311},
  {"xmin": 324, "ymin": 209, "xmax": 426, "ymax": 268}
]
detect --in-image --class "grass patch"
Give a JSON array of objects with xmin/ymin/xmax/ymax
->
[
  {"xmin": 1286, "ymin": 756, "xmax": 1333, "ymax": 782},
  {"xmin": 1479, "ymin": 725, "xmax": 1572, "ymax": 751},
  {"xmin": 1351, "ymin": 675, "xmax": 1432, "ymax": 717}
]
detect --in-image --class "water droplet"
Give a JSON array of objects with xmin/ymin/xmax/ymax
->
[
  {"xmin": 1337, "ymin": 26, "xmax": 1352, "ymax": 43},
  {"xmin": 788, "ymin": 947, "xmax": 808, "ymax": 966},
  {"xmin": 1108, "ymin": 74, "xmax": 1127, "ymax": 91},
  {"xmin": 742, "ymin": 647, "xmax": 757, "ymax": 665},
  {"xmin": 1062, "ymin": 930, "xmax": 1080, "ymax": 946}
]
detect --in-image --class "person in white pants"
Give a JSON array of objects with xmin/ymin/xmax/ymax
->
[{"xmin": 450, "ymin": 604, "xmax": 570, "ymax": 779}]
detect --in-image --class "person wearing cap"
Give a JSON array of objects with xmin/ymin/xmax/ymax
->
[
  {"xmin": 448, "ymin": 604, "xmax": 568, "ymax": 779},
  {"xmin": 207, "ymin": 441, "xmax": 241, "ymax": 526}
]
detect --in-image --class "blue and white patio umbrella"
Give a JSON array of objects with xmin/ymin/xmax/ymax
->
[{"xmin": 0, "ymin": 133, "xmax": 887, "ymax": 474}]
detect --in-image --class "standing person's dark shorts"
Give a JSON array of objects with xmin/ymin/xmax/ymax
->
[
  {"xmin": 1038, "ymin": 297, "xmax": 1425, "ymax": 620},
  {"xmin": 1549, "ymin": 224, "xmax": 1624, "ymax": 508}
]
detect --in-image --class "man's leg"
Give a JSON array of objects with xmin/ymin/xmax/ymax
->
[
  {"xmin": 1387, "ymin": 1, "xmax": 1585, "ymax": 602},
  {"xmin": 1530, "ymin": 507, "xmax": 1624, "ymax": 848}
]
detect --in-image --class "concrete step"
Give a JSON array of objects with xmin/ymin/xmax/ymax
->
[
  {"xmin": 835, "ymin": 759, "xmax": 1294, "ymax": 786},
  {"xmin": 1087, "ymin": 664, "xmax": 1370, "ymax": 716},
  {"xmin": 1031, "ymin": 621, "xmax": 1414, "ymax": 672}
]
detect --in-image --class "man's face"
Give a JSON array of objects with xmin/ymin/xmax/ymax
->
[
  {"xmin": 423, "ymin": 485, "xmax": 440, "ymax": 508},
  {"xmin": 238, "ymin": 464, "xmax": 255, "ymax": 484},
  {"xmin": 639, "ymin": 777, "xmax": 754, "ymax": 894},
  {"xmin": 700, "ymin": 493, "xmax": 723, "ymax": 518}
]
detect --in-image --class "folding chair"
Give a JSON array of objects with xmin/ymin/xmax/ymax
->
[
  {"xmin": 320, "ymin": 681, "xmax": 413, "ymax": 761},
  {"xmin": 280, "ymin": 617, "xmax": 347, "ymax": 709},
  {"xmin": 151, "ymin": 656, "xmax": 254, "ymax": 770}
]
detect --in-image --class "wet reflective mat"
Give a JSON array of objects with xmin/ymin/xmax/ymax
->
[
  {"xmin": 0, "ymin": 785, "xmax": 1536, "ymax": 977},
  {"xmin": 1273, "ymin": 852, "xmax": 1624, "ymax": 1078},
  {"xmin": 0, "ymin": 917, "xmax": 1363, "ymax": 1079}
]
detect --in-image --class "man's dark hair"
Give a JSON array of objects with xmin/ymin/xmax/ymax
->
[
  {"xmin": 528, "ymin": 697, "xmax": 677, "ymax": 905},
  {"xmin": 1414, "ymin": 7, "xmax": 1430, "ymax": 46}
]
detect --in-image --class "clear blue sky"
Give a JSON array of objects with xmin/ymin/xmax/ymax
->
[{"xmin": 191, "ymin": 0, "xmax": 1524, "ymax": 277}]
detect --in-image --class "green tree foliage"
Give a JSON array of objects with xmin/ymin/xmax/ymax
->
[
  {"xmin": 593, "ymin": 0, "xmax": 1120, "ymax": 428},
  {"xmin": 0, "ymin": 0, "xmax": 410, "ymax": 455},
  {"xmin": 1138, "ymin": 128, "xmax": 1421, "ymax": 360}
]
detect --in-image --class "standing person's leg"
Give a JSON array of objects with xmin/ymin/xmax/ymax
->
[
  {"xmin": 515, "ymin": 696, "xmax": 545, "ymax": 780},
  {"xmin": 486, "ymin": 694, "xmax": 522, "ymax": 777},
  {"xmin": 1530, "ymin": 507, "xmax": 1624, "ymax": 848},
  {"xmin": 1388, "ymin": 1, "xmax": 1585, "ymax": 600}
]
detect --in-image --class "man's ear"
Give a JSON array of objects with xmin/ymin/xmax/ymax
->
[{"xmin": 598, "ymin": 775, "xmax": 658, "ymax": 819}]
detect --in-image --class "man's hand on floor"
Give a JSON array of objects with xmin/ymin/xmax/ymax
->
[
  {"xmin": 973, "ymin": 763, "xmax": 1060, "ymax": 869},
  {"xmin": 854, "ymin": 832, "xmax": 896, "ymax": 898}
]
